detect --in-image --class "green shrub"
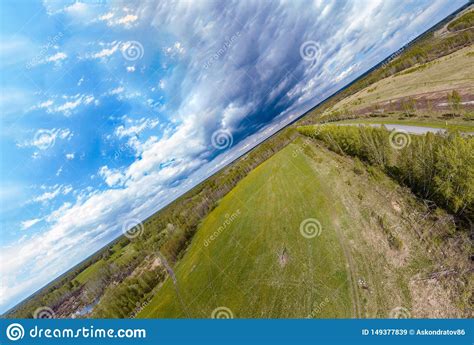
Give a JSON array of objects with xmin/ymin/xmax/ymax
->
[
  {"xmin": 353, "ymin": 158, "xmax": 365, "ymax": 175},
  {"xmin": 298, "ymin": 125, "xmax": 474, "ymax": 219},
  {"xmin": 447, "ymin": 11, "xmax": 474, "ymax": 32}
]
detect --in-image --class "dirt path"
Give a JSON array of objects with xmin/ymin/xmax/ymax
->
[{"xmin": 332, "ymin": 218, "xmax": 361, "ymax": 318}]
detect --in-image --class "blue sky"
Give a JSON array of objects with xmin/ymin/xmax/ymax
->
[{"xmin": 0, "ymin": 0, "xmax": 466, "ymax": 313}]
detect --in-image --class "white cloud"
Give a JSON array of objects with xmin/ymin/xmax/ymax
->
[
  {"xmin": 89, "ymin": 44, "xmax": 119, "ymax": 59},
  {"xmin": 36, "ymin": 100, "xmax": 54, "ymax": 110},
  {"xmin": 25, "ymin": 51, "xmax": 68, "ymax": 68},
  {"xmin": 114, "ymin": 117, "xmax": 159, "ymax": 139},
  {"xmin": 63, "ymin": 2, "xmax": 89, "ymax": 16},
  {"xmin": 116, "ymin": 14, "xmax": 138, "ymax": 26},
  {"xmin": 98, "ymin": 166, "xmax": 125, "ymax": 187},
  {"xmin": 108, "ymin": 86, "xmax": 125, "ymax": 95},
  {"xmin": 6, "ymin": 119, "xmax": 211, "ymax": 313},
  {"xmin": 45, "ymin": 201, "xmax": 72, "ymax": 223},
  {"xmin": 83, "ymin": 95, "xmax": 94, "ymax": 105},
  {"xmin": 18, "ymin": 128, "xmax": 73, "ymax": 150},
  {"xmin": 163, "ymin": 41, "xmax": 185, "ymax": 57},
  {"xmin": 46, "ymin": 52, "xmax": 67, "ymax": 63},
  {"xmin": 98, "ymin": 12, "xmax": 114, "ymax": 21},
  {"xmin": 33, "ymin": 188, "xmax": 61, "ymax": 203},
  {"xmin": 31, "ymin": 94, "xmax": 95, "ymax": 115},
  {"xmin": 62, "ymin": 185, "xmax": 73, "ymax": 195},
  {"xmin": 113, "ymin": 117, "xmax": 160, "ymax": 156},
  {"xmin": 21, "ymin": 218, "xmax": 41, "ymax": 230},
  {"xmin": 55, "ymin": 99, "xmax": 82, "ymax": 114},
  {"xmin": 32, "ymin": 184, "xmax": 72, "ymax": 204},
  {"xmin": 54, "ymin": 94, "xmax": 95, "ymax": 115},
  {"xmin": 97, "ymin": 11, "xmax": 138, "ymax": 27},
  {"xmin": 58, "ymin": 128, "xmax": 72, "ymax": 140}
]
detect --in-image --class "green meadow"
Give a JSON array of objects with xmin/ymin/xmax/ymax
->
[
  {"xmin": 139, "ymin": 137, "xmax": 466, "ymax": 318},
  {"xmin": 139, "ymin": 141, "xmax": 352, "ymax": 318}
]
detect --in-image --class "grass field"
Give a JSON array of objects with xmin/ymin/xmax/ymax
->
[
  {"xmin": 327, "ymin": 45, "xmax": 474, "ymax": 115},
  {"xmin": 74, "ymin": 260, "xmax": 106, "ymax": 284},
  {"xmin": 138, "ymin": 138, "xmax": 466, "ymax": 318},
  {"xmin": 139, "ymin": 140, "xmax": 352, "ymax": 318}
]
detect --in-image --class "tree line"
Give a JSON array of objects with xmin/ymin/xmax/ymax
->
[{"xmin": 298, "ymin": 125, "xmax": 473, "ymax": 222}]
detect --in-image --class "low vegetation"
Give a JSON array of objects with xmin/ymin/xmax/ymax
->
[
  {"xmin": 297, "ymin": 125, "xmax": 473, "ymax": 220},
  {"xmin": 138, "ymin": 139, "xmax": 472, "ymax": 318},
  {"xmin": 447, "ymin": 11, "xmax": 474, "ymax": 32},
  {"xmin": 299, "ymin": 8, "xmax": 474, "ymax": 125}
]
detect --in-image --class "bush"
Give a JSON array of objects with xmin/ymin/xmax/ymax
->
[
  {"xmin": 298, "ymin": 125, "xmax": 474, "ymax": 219},
  {"xmin": 447, "ymin": 90, "xmax": 462, "ymax": 115},
  {"xmin": 447, "ymin": 11, "xmax": 474, "ymax": 32},
  {"xmin": 353, "ymin": 158, "xmax": 365, "ymax": 175},
  {"xmin": 93, "ymin": 266, "xmax": 166, "ymax": 318}
]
